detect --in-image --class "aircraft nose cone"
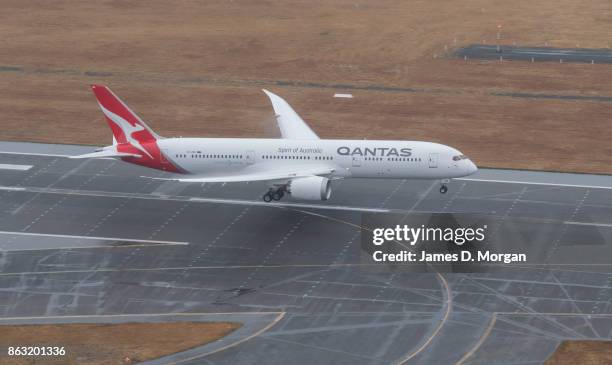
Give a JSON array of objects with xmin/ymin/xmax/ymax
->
[{"xmin": 466, "ymin": 160, "xmax": 478, "ymax": 175}]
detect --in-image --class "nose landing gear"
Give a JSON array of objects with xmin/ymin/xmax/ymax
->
[{"xmin": 439, "ymin": 179, "xmax": 449, "ymax": 194}]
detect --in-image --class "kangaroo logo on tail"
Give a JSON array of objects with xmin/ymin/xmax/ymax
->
[
  {"xmin": 98, "ymin": 104, "xmax": 153, "ymax": 159},
  {"xmin": 89, "ymin": 85, "xmax": 183, "ymax": 174},
  {"xmin": 91, "ymin": 85, "xmax": 160, "ymax": 160}
]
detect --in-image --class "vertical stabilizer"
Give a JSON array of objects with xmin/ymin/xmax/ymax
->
[{"xmin": 91, "ymin": 85, "xmax": 161, "ymax": 159}]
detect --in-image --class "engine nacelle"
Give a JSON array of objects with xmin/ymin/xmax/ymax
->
[{"xmin": 289, "ymin": 176, "xmax": 331, "ymax": 201}]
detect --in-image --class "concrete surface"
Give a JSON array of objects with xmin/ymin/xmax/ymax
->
[{"xmin": 1, "ymin": 141, "xmax": 611, "ymax": 364}]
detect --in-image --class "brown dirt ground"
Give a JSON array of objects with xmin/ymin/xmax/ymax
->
[
  {"xmin": 1, "ymin": 0, "xmax": 612, "ymax": 173},
  {"xmin": 0, "ymin": 321, "xmax": 241, "ymax": 365},
  {"xmin": 545, "ymin": 340, "xmax": 612, "ymax": 365}
]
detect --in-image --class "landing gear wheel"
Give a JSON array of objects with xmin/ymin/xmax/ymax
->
[
  {"xmin": 263, "ymin": 193, "xmax": 273, "ymax": 202},
  {"xmin": 439, "ymin": 185, "xmax": 448, "ymax": 194},
  {"xmin": 272, "ymin": 191, "xmax": 283, "ymax": 201}
]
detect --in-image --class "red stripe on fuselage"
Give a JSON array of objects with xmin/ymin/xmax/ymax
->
[{"xmin": 116, "ymin": 142, "xmax": 182, "ymax": 173}]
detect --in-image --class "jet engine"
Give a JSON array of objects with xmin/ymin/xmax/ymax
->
[{"xmin": 289, "ymin": 176, "xmax": 331, "ymax": 201}]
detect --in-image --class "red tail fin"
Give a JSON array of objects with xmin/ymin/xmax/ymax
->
[
  {"xmin": 89, "ymin": 85, "xmax": 182, "ymax": 174},
  {"xmin": 91, "ymin": 85, "xmax": 160, "ymax": 146}
]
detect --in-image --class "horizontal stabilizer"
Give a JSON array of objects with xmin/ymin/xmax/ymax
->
[{"xmin": 70, "ymin": 150, "xmax": 141, "ymax": 159}]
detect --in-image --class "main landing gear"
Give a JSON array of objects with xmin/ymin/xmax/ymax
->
[
  {"xmin": 439, "ymin": 179, "xmax": 449, "ymax": 194},
  {"xmin": 263, "ymin": 187, "xmax": 286, "ymax": 202}
]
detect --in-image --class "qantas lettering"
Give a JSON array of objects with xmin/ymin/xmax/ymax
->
[{"xmin": 337, "ymin": 146, "xmax": 412, "ymax": 157}]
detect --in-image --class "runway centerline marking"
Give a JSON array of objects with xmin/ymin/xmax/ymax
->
[{"xmin": 0, "ymin": 230, "xmax": 188, "ymax": 246}]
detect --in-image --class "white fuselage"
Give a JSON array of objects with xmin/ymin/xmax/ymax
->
[
  {"xmin": 78, "ymin": 85, "xmax": 477, "ymax": 201},
  {"xmin": 158, "ymin": 138, "xmax": 477, "ymax": 181}
]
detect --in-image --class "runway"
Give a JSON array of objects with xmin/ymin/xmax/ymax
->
[
  {"xmin": 456, "ymin": 44, "xmax": 612, "ymax": 64},
  {"xmin": 1, "ymin": 141, "xmax": 612, "ymax": 364}
]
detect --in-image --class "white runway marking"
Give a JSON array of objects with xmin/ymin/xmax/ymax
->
[
  {"xmin": 0, "ymin": 312, "xmax": 283, "ymax": 322},
  {"xmin": 0, "ymin": 163, "xmax": 33, "ymax": 171},
  {"xmin": 0, "ymin": 186, "xmax": 25, "ymax": 191},
  {"xmin": 189, "ymin": 197, "xmax": 389, "ymax": 213},
  {"xmin": 0, "ymin": 230, "xmax": 188, "ymax": 246},
  {"xmin": 565, "ymin": 221, "xmax": 612, "ymax": 228},
  {"xmin": 457, "ymin": 177, "xmax": 612, "ymax": 190},
  {"xmin": 0, "ymin": 151, "xmax": 71, "ymax": 157},
  {"xmin": 0, "ymin": 185, "xmax": 389, "ymax": 213}
]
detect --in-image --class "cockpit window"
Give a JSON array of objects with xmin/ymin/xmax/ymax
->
[{"xmin": 452, "ymin": 155, "xmax": 468, "ymax": 161}]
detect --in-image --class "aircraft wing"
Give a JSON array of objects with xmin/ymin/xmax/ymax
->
[
  {"xmin": 70, "ymin": 149, "xmax": 141, "ymax": 159},
  {"xmin": 143, "ymin": 166, "xmax": 334, "ymax": 183},
  {"xmin": 263, "ymin": 89, "xmax": 320, "ymax": 140}
]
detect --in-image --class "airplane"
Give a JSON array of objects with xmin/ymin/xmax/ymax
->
[{"xmin": 72, "ymin": 85, "xmax": 478, "ymax": 202}]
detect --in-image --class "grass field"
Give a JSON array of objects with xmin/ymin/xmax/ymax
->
[
  {"xmin": 1, "ymin": 0, "xmax": 612, "ymax": 173},
  {"xmin": 0, "ymin": 321, "xmax": 241, "ymax": 365},
  {"xmin": 545, "ymin": 340, "xmax": 612, "ymax": 365}
]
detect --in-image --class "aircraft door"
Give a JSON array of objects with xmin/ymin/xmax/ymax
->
[
  {"xmin": 245, "ymin": 150, "xmax": 255, "ymax": 165},
  {"xmin": 428, "ymin": 153, "xmax": 438, "ymax": 168},
  {"xmin": 352, "ymin": 156, "xmax": 361, "ymax": 168}
]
